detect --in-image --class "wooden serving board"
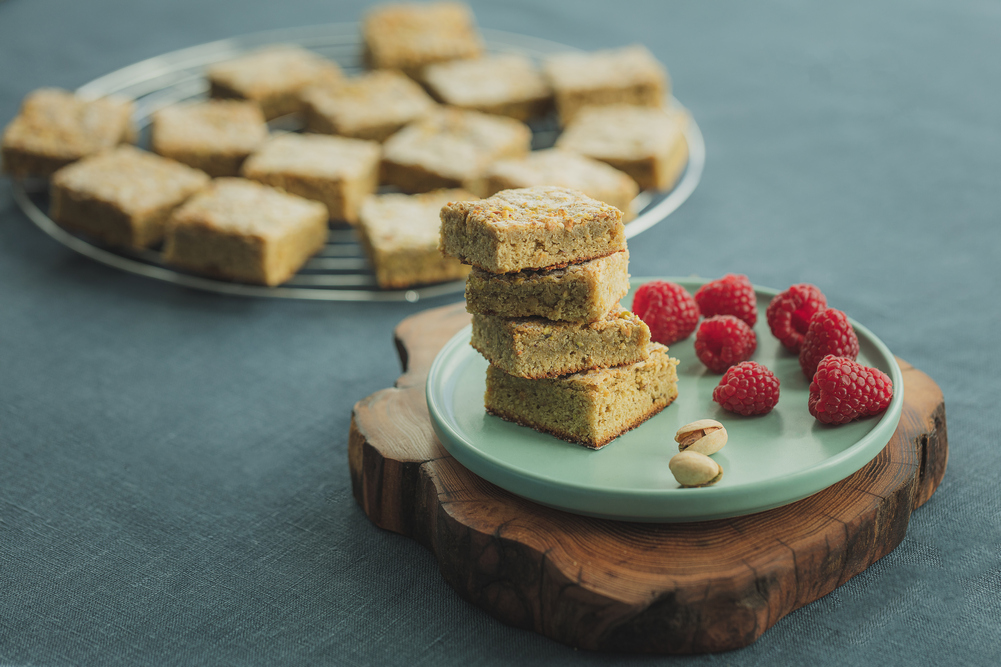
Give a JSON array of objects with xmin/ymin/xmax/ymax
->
[{"xmin": 348, "ymin": 302, "xmax": 948, "ymax": 654}]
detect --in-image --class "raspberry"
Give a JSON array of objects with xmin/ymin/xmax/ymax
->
[
  {"xmin": 694, "ymin": 274, "xmax": 757, "ymax": 327},
  {"xmin": 799, "ymin": 308, "xmax": 859, "ymax": 378},
  {"xmin": 766, "ymin": 283, "xmax": 827, "ymax": 352},
  {"xmin": 713, "ymin": 361, "xmax": 780, "ymax": 415},
  {"xmin": 632, "ymin": 280, "xmax": 700, "ymax": 345},
  {"xmin": 694, "ymin": 315, "xmax": 757, "ymax": 373},
  {"xmin": 808, "ymin": 355, "xmax": 894, "ymax": 425}
]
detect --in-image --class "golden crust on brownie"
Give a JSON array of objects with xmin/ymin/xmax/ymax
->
[
  {"xmin": 151, "ymin": 100, "xmax": 268, "ymax": 178},
  {"xmin": 362, "ymin": 2, "xmax": 483, "ymax": 78},
  {"xmin": 302, "ymin": 70, "xmax": 436, "ymax": 142},
  {"xmin": 482, "ymin": 148, "xmax": 638, "ymax": 218},
  {"xmin": 49, "ymin": 146, "xmax": 209, "ymax": 248},
  {"xmin": 544, "ymin": 45, "xmax": 668, "ymax": 125},
  {"xmin": 241, "ymin": 133, "xmax": 380, "ymax": 224},
  {"xmin": 439, "ymin": 185, "xmax": 625, "ymax": 273},
  {"xmin": 163, "ymin": 178, "xmax": 328, "ymax": 286},
  {"xmin": 208, "ymin": 46, "xmax": 343, "ymax": 119},
  {"xmin": 356, "ymin": 188, "xmax": 476, "ymax": 288},
  {"xmin": 423, "ymin": 54, "xmax": 551, "ymax": 121},
  {"xmin": 557, "ymin": 105, "xmax": 689, "ymax": 191},
  {"xmin": 2, "ymin": 88, "xmax": 134, "ymax": 177},
  {"xmin": 380, "ymin": 107, "xmax": 530, "ymax": 193}
]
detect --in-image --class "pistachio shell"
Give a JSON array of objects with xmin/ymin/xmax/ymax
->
[
  {"xmin": 682, "ymin": 427, "xmax": 728, "ymax": 456},
  {"xmin": 669, "ymin": 451, "xmax": 723, "ymax": 488},
  {"xmin": 674, "ymin": 419, "xmax": 723, "ymax": 441},
  {"xmin": 675, "ymin": 420, "xmax": 728, "ymax": 455}
]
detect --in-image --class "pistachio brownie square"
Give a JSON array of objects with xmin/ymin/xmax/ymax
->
[
  {"xmin": 439, "ymin": 186, "xmax": 625, "ymax": 273},
  {"xmin": 544, "ymin": 45, "xmax": 668, "ymax": 125},
  {"xmin": 557, "ymin": 105, "xmax": 689, "ymax": 191},
  {"xmin": 362, "ymin": 2, "xmax": 483, "ymax": 79},
  {"xmin": 482, "ymin": 149, "xmax": 639, "ymax": 220},
  {"xmin": 381, "ymin": 108, "xmax": 530, "ymax": 193},
  {"xmin": 49, "ymin": 146, "xmax": 209, "ymax": 249},
  {"xmin": 356, "ymin": 189, "xmax": 476, "ymax": 289},
  {"xmin": 163, "ymin": 178, "xmax": 328, "ymax": 286},
  {"xmin": 484, "ymin": 343, "xmax": 679, "ymax": 449},
  {"xmin": 465, "ymin": 250, "xmax": 629, "ymax": 323},
  {"xmin": 241, "ymin": 133, "xmax": 380, "ymax": 224},
  {"xmin": 207, "ymin": 46, "xmax": 343, "ymax": 120},
  {"xmin": 302, "ymin": 71, "xmax": 436, "ymax": 142},
  {"xmin": 1, "ymin": 88, "xmax": 134, "ymax": 178},
  {"xmin": 471, "ymin": 305, "xmax": 650, "ymax": 379},
  {"xmin": 423, "ymin": 54, "xmax": 551, "ymax": 122},
  {"xmin": 151, "ymin": 100, "xmax": 268, "ymax": 177}
]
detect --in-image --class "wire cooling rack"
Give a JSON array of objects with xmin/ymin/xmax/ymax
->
[{"xmin": 10, "ymin": 23, "xmax": 705, "ymax": 302}]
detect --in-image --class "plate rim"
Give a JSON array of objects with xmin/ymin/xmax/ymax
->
[{"xmin": 425, "ymin": 277, "xmax": 905, "ymax": 522}]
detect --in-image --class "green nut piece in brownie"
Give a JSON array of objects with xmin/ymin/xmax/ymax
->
[
  {"xmin": 484, "ymin": 343, "xmax": 679, "ymax": 449},
  {"xmin": 50, "ymin": 145, "xmax": 209, "ymax": 249},
  {"xmin": 241, "ymin": 133, "xmax": 380, "ymax": 224},
  {"xmin": 163, "ymin": 178, "xmax": 328, "ymax": 287},
  {"xmin": 207, "ymin": 46, "xmax": 343, "ymax": 120},
  {"xmin": 1, "ymin": 88, "xmax": 134, "ymax": 178},
  {"xmin": 439, "ymin": 186, "xmax": 625, "ymax": 274},
  {"xmin": 465, "ymin": 250, "xmax": 630, "ymax": 323},
  {"xmin": 151, "ymin": 100, "xmax": 268, "ymax": 178},
  {"xmin": 471, "ymin": 305, "xmax": 650, "ymax": 379}
]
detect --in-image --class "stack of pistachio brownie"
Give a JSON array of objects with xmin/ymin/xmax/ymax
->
[{"xmin": 439, "ymin": 186, "xmax": 680, "ymax": 449}]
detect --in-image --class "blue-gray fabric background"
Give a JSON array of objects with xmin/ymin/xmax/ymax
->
[{"xmin": 1, "ymin": 0, "xmax": 999, "ymax": 664}]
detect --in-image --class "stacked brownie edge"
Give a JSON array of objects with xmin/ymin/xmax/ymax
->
[{"xmin": 439, "ymin": 186, "xmax": 679, "ymax": 449}]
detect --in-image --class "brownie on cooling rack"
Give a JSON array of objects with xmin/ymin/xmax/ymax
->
[
  {"xmin": 1, "ymin": 88, "xmax": 134, "ymax": 178},
  {"xmin": 380, "ymin": 107, "xmax": 530, "ymax": 194},
  {"xmin": 302, "ymin": 70, "xmax": 436, "ymax": 143},
  {"xmin": 362, "ymin": 2, "xmax": 483, "ymax": 79},
  {"xmin": 163, "ymin": 178, "xmax": 328, "ymax": 287},
  {"xmin": 151, "ymin": 100, "xmax": 268, "ymax": 178},
  {"xmin": 356, "ymin": 189, "xmax": 475, "ymax": 290},
  {"xmin": 49, "ymin": 146, "xmax": 209, "ymax": 249},
  {"xmin": 423, "ymin": 54, "xmax": 552, "ymax": 122},
  {"xmin": 557, "ymin": 105, "xmax": 689, "ymax": 192},
  {"xmin": 241, "ymin": 133, "xmax": 380, "ymax": 225},
  {"xmin": 481, "ymin": 149, "xmax": 638, "ymax": 220},
  {"xmin": 543, "ymin": 45, "xmax": 668, "ymax": 126},
  {"xmin": 207, "ymin": 46, "xmax": 343, "ymax": 120}
]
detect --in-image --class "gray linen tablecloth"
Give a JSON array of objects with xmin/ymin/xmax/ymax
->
[{"xmin": 1, "ymin": 0, "xmax": 999, "ymax": 664}]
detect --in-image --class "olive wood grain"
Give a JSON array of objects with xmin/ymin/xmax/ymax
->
[{"xmin": 348, "ymin": 302, "xmax": 948, "ymax": 654}]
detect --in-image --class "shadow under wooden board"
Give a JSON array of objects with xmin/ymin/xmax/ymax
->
[{"xmin": 348, "ymin": 302, "xmax": 948, "ymax": 654}]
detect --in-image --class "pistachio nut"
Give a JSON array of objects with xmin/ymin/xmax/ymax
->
[
  {"xmin": 669, "ymin": 451, "xmax": 723, "ymax": 488},
  {"xmin": 674, "ymin": 419, "xmax": 727, "ymax": 456}
]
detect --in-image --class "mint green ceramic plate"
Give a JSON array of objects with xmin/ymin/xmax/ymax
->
[{"xmin": 426, "ymin": 278, "xmax": 904, "ymax": 522}]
